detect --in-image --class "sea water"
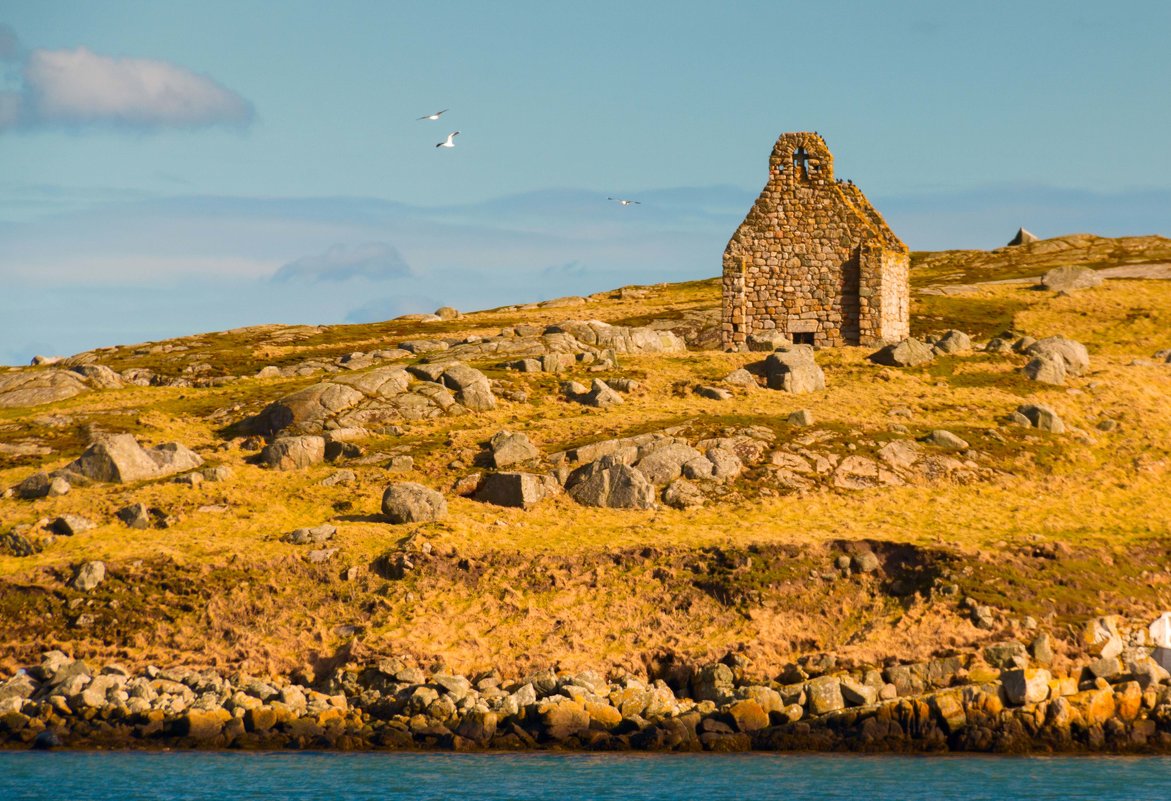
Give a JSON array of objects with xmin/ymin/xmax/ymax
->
[{"xmin": 2, "ymin": 751, "xmax": 1170, "ymax": 800}]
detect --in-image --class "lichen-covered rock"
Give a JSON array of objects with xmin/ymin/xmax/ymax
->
[
  {"xmin": 1016, "ymin": 404, "xmax": 1065, "ymax": 433},
  {"xmin": 933, "ymin": 330, "xmax": 971, "ymax": 354},
  {"xmin": 1025, "ymin": 336, "xmax": 1090, "ymax": 376},
  {"xmin": 662, "ymin": 478, "xmax": 704, "ymax": 509},
  {"xmin": 1041, "ymin": 266, "xmax": 1103, "ymax": 292},
  {"xmin": 66, "ymin": 434, "xmax": 203, "ymax": 484},
  {"xmin": 764, "ymin": 346, "xmax": 825, "ymax": 393},
  {"xmin": 1024, "ymin": 354, "xmax": 1067, "ymax": 385},
  {"xmin": 473, "ymin": 472, "xmax": 548, "ymax": 509},
  {"xmin": 869, "ymin": 338, "xmax": 935, "ymax": 367},
  {"xmin": 381, "ymin": 482, "xmax": 447, "ymax": 523},
  {"xmin": 70, "ymin": 561, "xmax": 106, "ymax": 592},
  {"xmin": 923, "ymin": 430, "xmax": 969, "ymax": 450},
  {"xmin": 0, "ymin": 369, "xmax": 92, "ymax": 409},
  {"xmin": 439, "ymin": 364, "xmax": 496, "ymax": 412},
  {"xmin": 566, "ymin": 456, "xmax": 656, "ymax": 509},
  {"xmin": 489, "ymin": 430, "xmax": 540, "ymax": 468},
  {"xmin": 1001, "ymin": 668, "xmax": 1051, "ymax": 706},
  {"xmin": 805, "ymin": 676, "xmax": 844, "ymax": 715},
  {"xmin": 635, "ymin": 442, "xmax": 704, "ymax": 486},
  {"xmin": 259, "ymin": 436, "xmax": 326, "ymax": 471}
]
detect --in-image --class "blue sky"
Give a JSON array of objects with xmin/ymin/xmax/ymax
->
[{"xmin": 1, "ymin": 1, "xmax": 1169, "ymax": 364}]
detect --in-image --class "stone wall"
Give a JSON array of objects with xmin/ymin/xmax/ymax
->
[{"xmin": 721, "ymin": 132, "xmax": 909, "ymax": 349}]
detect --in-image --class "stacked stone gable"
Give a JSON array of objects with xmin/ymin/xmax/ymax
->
[{"xmin": 722, "ymin": 132, "xmax": 909, "ymax": 349}]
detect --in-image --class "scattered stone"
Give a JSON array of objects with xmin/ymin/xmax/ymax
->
[
  {"xmin": 933, "ymin": 330, "xmax": 971, "ymax": 354},
  {"xmin": 282, "ymin": 525, "xmax": 337, "ymax": 545},
  {"xmin": 320, "ymin": 469, "xmax": 357, "ymax": 487},
  {"xmin": 115, "ymin": 503, "xmax": 151, "ymax": 529},
  {"xmin": 764, "ymin": 347, "xmax": 825, "ymax": 393},
  {"xmin": 434, "ymin": 306, "xmax": 460, "ymax": 320},
  {"xmin": 1041, "ymin": 266, "xmax": 1103, "ymax": 292},
  {"xmin": 49, "ymin": 515, "xmax": 97, "ymax": 536},
  {"xmin": 1024, "ymin": 336, "xmax": 1089, "ymax": 376},
  {"xmin": 694, "ymin": 385, "xmax": 732, "ymax": 401},
  {"xmin": 706, "ymin": 448, "xmax": 743, "ymax": 480},
  {"xmin": 1024, "ymin": 355, "xmax": 1067, "ymax": 385},
  {"xmin": 70, "ymin": 561, "xmax": 106, "ymax": 592},
  {"xmin": 636, "ymin": 443, "xmax": 705, "ymax": 485},
  {"xmin": 381, "ymin": 483, "xmax": 447, "ymax": 523},
  {"xmin": 922, "ymin": 430, "xmax": 969, "ymax": 450},
  {"xmin": 15, "ymin": 472, "xmax": 71, "ymax": 499},
  {"xmin": 474, "ymin": 472, "xmax": 548, "ymax": 509},
  {"xmin": 201, "ymin": 465, "xmax": 233, "ymax": 482},
  {"xmin": 787, "ymin": 409, "xmax": 814, "ymax": 426},
  {"xmin": 1016, "ymin": 404, "xmax": 1065, "ymax": 433},
  {"xmin": 172, "ymin": 472, "xmax": 203, "ymax": 487},
  {"xmin": 868, "ymin": 338, "xmax": 935, "ymax": 367},
  {"xmin": 451, "ymin": 473, "xmax": 483, "ymax": 496},
  {"xmin": 439, "ymin": 364, "xmax": 497, "ymax": 412},
  {"xmin": 577, "ymin": 379, "xmax": 624, "ymax": 408},
  {"xmin": 259, "ymin": 435, "xmax": 326, "ymax": 471},
  {"xmin": 489, "ymin": 431, "xmax": 540, "ymax": 468},
  {"xmin": 608, "ymin": 378, "xmax": 638, "ymax": 392},
  {"xmin": 723, "ymin": 368, "xmax": 757, "ymax": 387},
  {"xmin": 0, "ymin": 531, "xmax": 38, "ymax": 557},
  {"xmin": 851, "ymin": 551, "xmax": 880, "ymax": 574}
]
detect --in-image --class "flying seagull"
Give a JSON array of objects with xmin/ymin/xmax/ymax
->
[
  {"xmin": 608, "ymin": 197, "xmax": 640, "ymax": 206},
  {"xmin": 436, "ymin": 131, "xmax": 460, "ymax": 148},
  {"xmin": 417, "ymin": 109, "xmax": 448, "ymax": 121}
]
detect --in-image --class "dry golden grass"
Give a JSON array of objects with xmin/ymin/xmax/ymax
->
[{"xmin": 1, "ymin": 255, "xmax": 1170, "ymax": 677}]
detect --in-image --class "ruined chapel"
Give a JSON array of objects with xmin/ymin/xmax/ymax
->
[{"xmin": 722, "ymin": 132, "xmax": 909, "ymax": 349}]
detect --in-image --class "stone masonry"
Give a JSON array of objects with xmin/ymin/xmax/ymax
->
[{"xmin": 722, "ymin": 133, "xmax": 909, "ymax": 349}]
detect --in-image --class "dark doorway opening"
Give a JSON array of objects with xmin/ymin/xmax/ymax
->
[
  {"xmin": 792, "ymin": 332, "xmax": 815, "ymax": 345},
  {"xmin": 840, "ymin": 253, "xmax": 861, "ymax": 345}
]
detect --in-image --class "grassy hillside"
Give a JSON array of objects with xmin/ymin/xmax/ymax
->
[{"xmin": 1, "ymin": 235, "xmax": 1170, "ymax": 682}]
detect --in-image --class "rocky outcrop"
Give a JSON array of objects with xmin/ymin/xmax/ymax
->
[
  {"xmin": 0, "ymin": 370, "xmax": 91, "ymax": 409},
  {"xmin": 244, "ymin": 364, "xmax": 495, "ymax": 436},
  {"xmin": 473, "ymin": 472, "xmax": 552, "ymax": 509}
]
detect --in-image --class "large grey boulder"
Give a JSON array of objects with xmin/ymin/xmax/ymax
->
[
  {"xmin": 70, "ymin": 561, "xmax": 106, "ymax": 592},
  {"xmin": 1024, "ymin": 354, "xmax": 1067, "ymax": 385},
  {"xmin": 381, "ymin": 482, "xmax": 447, "ymax": 523},
  {"xmin": 805, "ymin": 676, "xmax": 845, "ymax": 715},
  {"xmin": 933, "ymin": 330, "xmax": 971, "ymax": 355},
  {"xmin": 764, "ymin": 346, "xmax": 825, "ymax": 393},
  {"xmin": 489, "ymin": 430, "xmax": 540, "ymax": 468},
  {"xmin": 147, "ymin": 442, "xmax": 204, "ymax": 475},
  {"xmin": 1024, "ymin": 336, "xmax": 1089, "ymax": 376},
  {"xmin": 66, "ymin": 434, "xmax": 201, "ymax": 483},
  {"xmin": 259, "ymin": 435, "xmax": 326, "ymax": 470},
  {"xmin": 1041, "ymin": 266, "xmax": 1103, "ymax": 292},
  {"xmin": 1017, "ymin": 404, "xmax": 1065, "ymax": 433},
  {"xmin": 566, "ymin": 455, "xmax": 656, "ymax": 509},
  {"xmin": 635, "ymin": 442, "xmax": 705, "ymax": 485},
  {"xmin": 473, "ymin": 472, "xmax": 548, "ymax": 509},
  {"xmin": 869, "ymin": 338, "xmax": 935, "ymax": 367}
]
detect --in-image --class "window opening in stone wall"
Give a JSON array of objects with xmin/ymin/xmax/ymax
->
[
  {"xmin": 792, "ymin": 147, "xmax": 813, "ymax": 179},
  {"xmin": 792, "ymin": 332, "xmax": 815, "ymax": 345}
]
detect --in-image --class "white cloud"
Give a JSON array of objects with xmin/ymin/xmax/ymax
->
[
  {"xmin": 0, "ymin": 37, "xmax": 253, "ymax": 131},
  {"xmin": 272, "ymin": 242, "xmax": 413, "ymax": 283}
]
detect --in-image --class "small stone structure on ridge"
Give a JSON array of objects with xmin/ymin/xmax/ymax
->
[{"xmin": 722, "ymin": 132, "xmax": 910, "ymax": 349}]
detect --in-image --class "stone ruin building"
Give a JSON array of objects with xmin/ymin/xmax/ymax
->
[{"xmin": 722, "ymin": 132, "xmax": 910, "ymax": 349}]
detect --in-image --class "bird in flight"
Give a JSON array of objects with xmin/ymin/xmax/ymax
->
[
  {"xmin": 417, "ymin": 109, "xmax": 448, "ymax": 121},
  {"xmin": 608, "ymin": 197, "xmax": 640, "ymax": 206},
  {"xmin": 436, "ymin": 131, "xmax": 460, "ymax": 148}
]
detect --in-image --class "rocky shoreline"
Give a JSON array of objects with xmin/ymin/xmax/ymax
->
[{"xmin": 3, "ymin": 617, "xmax": 1169, "ymax": 754}]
